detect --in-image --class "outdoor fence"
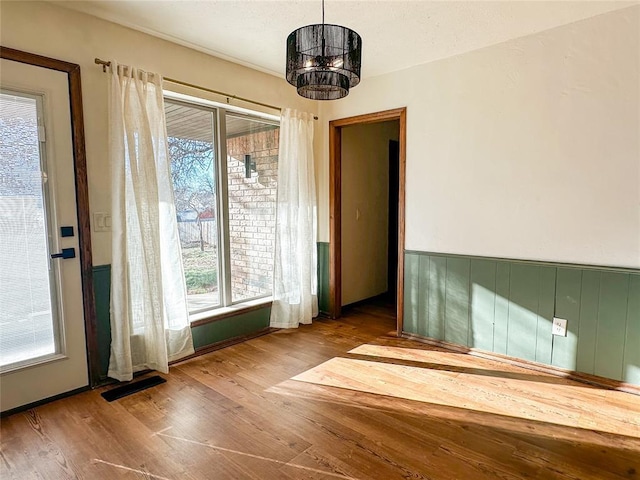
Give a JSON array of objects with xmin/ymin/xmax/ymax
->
[{"xmin": 177, "ymin": 219, "xmax": 217, "ymax": 247}]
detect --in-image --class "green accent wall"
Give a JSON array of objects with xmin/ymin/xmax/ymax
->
[
  {"xmin": 92, "ymin": 265, "xmax": 272, "ymax": 380},
  {"xmin": 404, "ymin": 252, "xmax": 640, "ymax": 386},
  {"xmin": 92, "ymin": 265, "xmax": 112, "ymax": 380},
  {"xmin": 191, "ymin": 309, "xmax": 270, "ymax": 349},
  {"xmin": 317, "ymin": 242, "xmax": 330, "ymax": 314}
]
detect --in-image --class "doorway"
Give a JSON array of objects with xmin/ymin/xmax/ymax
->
[
  {"xmin": 0, "ymin": 48, "xmax": 97, "ymax": 414},
  {"xmin": 328, "ymin": 108, "xmax": 406, "ymax": 334}
]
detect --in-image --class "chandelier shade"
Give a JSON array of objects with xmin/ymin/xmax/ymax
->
[{"xmin": 286, "ymin": 23, "xmax": 362, "ymax": 100}]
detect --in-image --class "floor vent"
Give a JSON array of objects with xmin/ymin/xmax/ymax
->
[{"xmin": 101, "ymin": 375, "xmax": 166, "ymax": 402}]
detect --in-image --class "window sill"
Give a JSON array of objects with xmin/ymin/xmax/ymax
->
[{"xmin": 189, "ymin": 297, "xmax": 273, "ymax": 328}]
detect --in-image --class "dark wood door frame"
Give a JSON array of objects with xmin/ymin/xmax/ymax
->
[
  {"xmin": 329, "ymin": 107, "xmax": 407, "ymax": 335},
  {"xmin": 0, "ymin": 47, "xmax": 100, "ymax": 386}
]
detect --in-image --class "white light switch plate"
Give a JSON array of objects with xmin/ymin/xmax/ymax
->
[
  {"xmin": 93, "ymin": 212, "xmax": 112, "ymax": 232},
  {"xmin": 552, "ymin": 317, "xmax": 568, "ymax": 336}
]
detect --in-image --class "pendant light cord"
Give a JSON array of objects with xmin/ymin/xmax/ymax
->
[{"xmin": 321, "ymin": 0, "xmax": 326, "ymax": 58}]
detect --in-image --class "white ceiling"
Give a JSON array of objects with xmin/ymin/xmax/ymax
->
[{"xmin": 53, "ymin": 1, "xmax": 635, "ymax": 79}]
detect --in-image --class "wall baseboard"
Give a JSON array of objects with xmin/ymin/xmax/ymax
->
[{"xmin": 402, "ymin": 332, "xmax": 640, "ymax": 396}]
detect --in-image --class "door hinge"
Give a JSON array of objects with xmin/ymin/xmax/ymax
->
[{"xmin": 37, "ymin": 125, "xmax": 46, "ymax": 142}]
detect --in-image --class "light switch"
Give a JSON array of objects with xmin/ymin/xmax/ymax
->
[{"xmin": 93, "ymin": 212, "xmax": 111, "ymax": 232}]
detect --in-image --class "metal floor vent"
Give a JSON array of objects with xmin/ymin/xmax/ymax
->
[{"xmin": 101, "ymin": 375, "xmax": 166, "ymax": 402}]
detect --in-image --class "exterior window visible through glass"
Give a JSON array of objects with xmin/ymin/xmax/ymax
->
[
  {"xmin": 226, "ymin": 114, "xmax": 278, "ymax": 302},
  {"xmin": 165, "ymin": 101, "xmax": 220, "ymax": 313},
  {"xmin": 0, "ymin": 91, "xmax": 59, "ymax": 369},
  {"xmin": 164, "ymin": 98, "xmax": 279, "ymax": 315}
]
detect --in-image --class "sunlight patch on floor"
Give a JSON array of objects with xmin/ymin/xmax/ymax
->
[
  {"xmin": 349, "ymin": 344, "xmax": 471, "ymax": 364},
  {"xmin": 349, "ymin": 343, "xmax": 559, "ymax": 373},
  {"xmin": 286, "ymin": 353, "xmax": 640, "ymax": 439}
]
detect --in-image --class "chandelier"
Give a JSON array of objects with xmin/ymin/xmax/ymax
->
[{"xmin": 285, "ymin": 0, "xmax": 362, "ymax": 100}]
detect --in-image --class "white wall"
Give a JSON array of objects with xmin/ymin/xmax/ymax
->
[
  {"xmin": 320, "ymin": 6, "xmax": 640, "ymax": 269},
  {"xmin": 341, "ymin": 121, "xmax": 399, "ymax": 305},
  {"xmin": 0, "ymin": 1, "xmax": 318, "ymax": 266}
]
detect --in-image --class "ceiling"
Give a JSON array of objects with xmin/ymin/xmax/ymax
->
[{"xmin": 53, "ymin": 1, "xmax": 634, "ymax": 79}]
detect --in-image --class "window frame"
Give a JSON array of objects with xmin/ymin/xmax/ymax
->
[{"xmin": 164, "ymin": 91, "xmax": 280, "ymax": 319}]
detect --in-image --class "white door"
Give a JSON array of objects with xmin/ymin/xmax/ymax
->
[{"xmin": 0, "ymin": 58, "xmax": 88, "ymax": 412}]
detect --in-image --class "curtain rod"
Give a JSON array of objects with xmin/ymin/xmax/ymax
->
[{"xmin": 94, "ymin": 58, "xmax": 318, "ymax": 120}]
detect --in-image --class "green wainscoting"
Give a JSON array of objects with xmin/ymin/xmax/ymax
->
[
  {"xmin": 317, "ymin": 242, "xmax": 330, "ymax": 314},
  {"xmin": 92, "ymin": 265, "xmax": 272, "ymax": 380},
  {"xmin": 191, "ymin": 309, "xmax": 270, "ymax": 349},
  {"xmin": 403, "ymin": 252, "xmax": 640, "ymax": 386},
  {"xmin": 92, "ymin": 265, "xmax": 112, "ymax": 380}
]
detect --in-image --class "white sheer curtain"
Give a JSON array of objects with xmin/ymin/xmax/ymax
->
[
  {"xmin": 270, "ymin": 109, "xmax": 318, "ymax": 328},
  {"xmin": 108, "ymin": 61, "xmax": 194, "ymax": 381}
]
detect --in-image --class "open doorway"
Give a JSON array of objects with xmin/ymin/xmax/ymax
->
[{"xmin": 328, "ymin": 108, "xmax": 406, "ymax": 335}]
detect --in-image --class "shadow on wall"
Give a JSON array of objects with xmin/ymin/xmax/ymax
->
[{"xmin": 403, "ymin": 253, "xmax": 640, "ymax": 386}]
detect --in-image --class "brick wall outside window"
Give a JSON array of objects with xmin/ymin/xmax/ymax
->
[{"xmin": 226, "ymin": 128, "xmax": 278, "ymax": 302}]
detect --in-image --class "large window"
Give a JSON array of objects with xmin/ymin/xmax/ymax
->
[{"xmin": 165, "ymin": 98, "xmax": 279, "ymax": 315}]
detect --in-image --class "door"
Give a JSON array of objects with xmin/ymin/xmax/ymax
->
[{"xmin": 0, "ymin": 57, "xmax": 89, "ymax": 412}]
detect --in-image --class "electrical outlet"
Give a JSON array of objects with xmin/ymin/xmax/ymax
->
[{"xmin": 552, "ymin": 317, "xmax": 568, "ymax": 337}]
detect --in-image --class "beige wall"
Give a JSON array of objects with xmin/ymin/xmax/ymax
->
[
  {"xmin": 341, "ymin": 121, "xmax": 399, "ymax": 305},
  {"xmin": 0, "ymin": 0, "xmax": 317, "ymax": 266},
  {"xmin": 320, "ymin": 6, "xmax": 640, "ymax": 269}
]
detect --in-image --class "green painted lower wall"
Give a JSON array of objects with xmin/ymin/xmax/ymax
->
[
  {"xmin": 92, "ymin": 265, "xmax": 271, "ymax": 380},
  {"xmin": 404, "ymin": 252, "xmax": 640, "ymax": 386},
  {"xmin": 92, "ymin": 265, "xmax": 112, "ymax": 379},
  {"xmin": 191, "ymin": 309, "xmax": 270, "ymax": 349},
  {"xmin": 317, "ymin": 242, "xmax": 330, "ymax": 314}
]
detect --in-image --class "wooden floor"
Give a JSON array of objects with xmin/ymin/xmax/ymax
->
[{"xmin": 2, "ymin": 303, "xmax": 639, "ymax": 479}]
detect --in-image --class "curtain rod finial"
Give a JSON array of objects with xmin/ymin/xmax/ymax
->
[{"xmin": 94, "ymin": 58, "xmax": 110, "ymax": 73}]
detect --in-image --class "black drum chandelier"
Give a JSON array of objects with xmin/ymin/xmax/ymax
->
[{"xmin": 286, "ymin": 0, "xmax": 362, "ymax": 100}]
